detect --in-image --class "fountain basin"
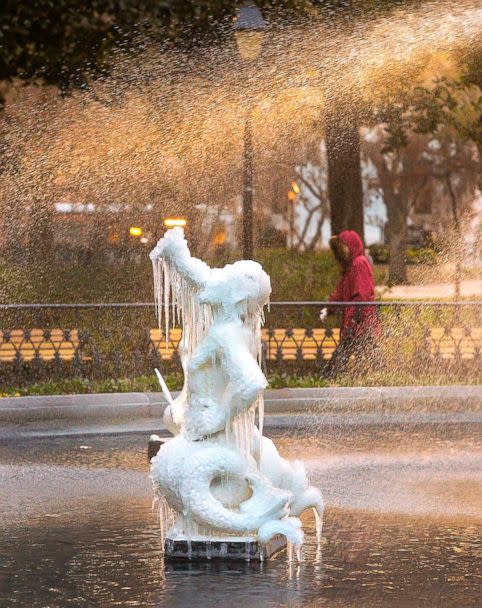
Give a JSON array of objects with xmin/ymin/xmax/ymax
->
[{"xmin": 1, "ymin": 404, "xmax": 480, "ymax": 607}]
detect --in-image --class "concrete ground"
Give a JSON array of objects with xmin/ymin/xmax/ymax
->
[{"xmin": 377, "ymin": 279, "xmax": 482, "ymax": 299}]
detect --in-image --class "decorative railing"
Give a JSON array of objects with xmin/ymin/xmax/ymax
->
[{"xmin": 1, "ymin": 302, "xmax": 481, "ymax": 389}]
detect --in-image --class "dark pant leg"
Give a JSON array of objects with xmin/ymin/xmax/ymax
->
[
  {"xmin": 327, "ymin": 337, "xmax": 355, "ymax": 377},
  {"xmin": 327, "ymin": 334, "xmax": 379, "ymax": 378}
]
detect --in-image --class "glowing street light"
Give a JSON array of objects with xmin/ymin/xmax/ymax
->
[
  {"xmin": 287, "ymin": 183, "xmax": 300, "ymax": 249},
  {"xmin": 163, "ymin": 218, "xmax": 187, "ymax": 228},
  {"xmin": 288, "ymin": 180, "xmax": 300, "ymax": 202},
  {"xmin": 129, "ymin": 226, "xmax": 143, "ymax": 237}
]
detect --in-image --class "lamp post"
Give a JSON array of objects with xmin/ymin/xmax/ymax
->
[{"xmin": 234, "ymin": 4, "xmax": 266, "ymax": 259}]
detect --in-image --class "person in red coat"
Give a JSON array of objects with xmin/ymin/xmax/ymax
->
[{"xmin": 321, "ymin": 230, "xmax": 381, "ymax": 374}]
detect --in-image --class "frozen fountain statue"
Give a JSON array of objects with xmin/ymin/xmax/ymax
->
[{"xmin": 149, "ymin": 227, "xmax": 323, "ymax": 560}]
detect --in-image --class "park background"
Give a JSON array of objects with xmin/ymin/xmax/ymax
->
[{"xmin": 0, "ymin": 0, "xmax": 481, "ymax": 395}]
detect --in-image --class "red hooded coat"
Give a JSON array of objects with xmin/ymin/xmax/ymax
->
[{"xmin": 328, "ymin": 230, "xmax": 381, "ymax": 339}]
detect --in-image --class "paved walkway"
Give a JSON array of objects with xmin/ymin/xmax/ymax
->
[{"xmin": 377, "ymin": 279, "xmax": 482, "ymax": 300}]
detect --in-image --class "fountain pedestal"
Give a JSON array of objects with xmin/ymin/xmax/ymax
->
[{"xmin": 165, "ymin": 535, "xmax": 287, "ymax": 561}]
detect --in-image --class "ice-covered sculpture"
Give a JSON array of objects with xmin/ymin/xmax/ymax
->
[{"xmin": 149, "ymin": 228, "xmax": 323, "ymax": 558}]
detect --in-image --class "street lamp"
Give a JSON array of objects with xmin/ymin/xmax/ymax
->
[{"xmin": 234, "ymin": 4, "xmax": 266, "ymax": 259}]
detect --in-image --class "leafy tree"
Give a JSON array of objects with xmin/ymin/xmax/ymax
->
[
  {"xmin": 412, "ymin": 78, "xmax": 482, "ymax": 173},
  {"xmin": 1, "ymin": 1, "xmax": 477, "ymax": 263},
  {"xmin": 366, "ymin": 75, "xmax": 481, "ymax": 285},
  {"xmin": 0, "ymin": 1, "xmax": 237, "ymax": 93},
  {"xmin": 364, "ymin": 131, "xmax": 428, "ymax": 284},
  {"xmin": 412, "ymin": 78, "xmax": 481, "ymax": 296},
  {"xmin": 0, "ymin": 1, "xmax": 324, "ymax": 103}
]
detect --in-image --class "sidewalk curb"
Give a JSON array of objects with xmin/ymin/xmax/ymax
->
[{"xmin": 1, "ymin": 386, "xmax": 480, "ymax": 427}]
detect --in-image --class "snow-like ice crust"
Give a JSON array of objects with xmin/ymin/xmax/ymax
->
[{"xmin": 149, "ymin": 228, "xmax": 323, "ymax": 554}]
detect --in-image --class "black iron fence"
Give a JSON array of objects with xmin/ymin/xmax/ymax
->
[{"xmin": 1, "ymin": 302, "xmax": 481, "ymax": 389}]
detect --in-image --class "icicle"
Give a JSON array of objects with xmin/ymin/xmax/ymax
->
[
  {"xmin": 287, "ymin": 541, "xmax": 294, "ymax": 563},
  {"xmin": 295, "ymin": 544, "xmax": 303, "ymax": 563},
  {"xmin": 157, "ymin": 494, "xmax": 174, "ymax": 547},
  {"xmin": 152, "ymin": 259, "xmax": 163, "ymax": 329},
  {"xmin": 163, "ymin": 260, "xmax": 170, "ymax": 350},
  {"xmin": 245, "ymin": 541, "xmax": 251, "ymax": 562},
  {"xmin": 171, "ymin": 269, "xmax": 176, "ymax": 330},
  {"xmin": 256, "ymin": 393, "xmax": 265, "ymax": 463},
  {"xmin": 257, "ymin": 393, "xmax": 265, "ymax": 440},
  {"xmin": 159, "ymin": 261, "xmax": 164, "ymax": 329},
  {"xmin": 315, "ymin": 544, "xmax": 322, "ymax": 565},
  {"xmin": 313, "ymin": 507, "xmax": 323, "ymax": 544},
  {"xmin": 229, "ymin": 406, "xmax": 256, "ymax": 462},
  {"xmin": 225, "ymin": 416, "xmax": 233, "ymax": 446},
  {"xmin": 152, "ymin": 259, "xmax": 159, "ymax": 322},
  {"xmin": 287, "ymin": 541, "xmax": 302, "ymax": 565}
]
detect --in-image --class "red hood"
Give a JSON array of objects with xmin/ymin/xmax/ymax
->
[{"xmin": 339, "ymin": 230, "xmax": 364, "ymax": 261}]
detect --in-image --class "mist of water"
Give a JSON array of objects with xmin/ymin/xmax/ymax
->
[{"xmin": 0, "ymin": 0, "xmax": 480, "ymax": 261}]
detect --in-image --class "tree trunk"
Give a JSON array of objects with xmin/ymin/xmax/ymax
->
[
  {"xmin": 387, "ymin": 197, "xmax": 408, "ymax": 284},
  {"xmin": 445, "ymin": 172, "xmax": 462, "ymax": 300},
  {"xmin": 28, "ymin": 201, "xmax": 54, "ymax": 262},
  {"xmin": 325, "ymin": 107, "xmax": 364, "ymax": 242},
  {"xmin": 369, "ymin": 150, "xmax": 408, "ymax": 286}
]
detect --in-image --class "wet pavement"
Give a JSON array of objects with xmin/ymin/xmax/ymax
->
[{"xmin": 1, "ymin": 421, "xmax": 481, "ymax": 607}]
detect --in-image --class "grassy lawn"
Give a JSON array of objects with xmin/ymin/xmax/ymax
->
[
  {"xmin": 0, "ymin": 373, "xmax": 326, "ymax": 397},
  {"xmin": 3, "ymin": 248, "xmax": 479, "ymax": 305},
  {"xmin": 3, "ymin": 369, "xmax": 480, "ymax": 397},
  {"xmin": 0, "ymin": 249, "xmax": 340, "ymax": 303}
]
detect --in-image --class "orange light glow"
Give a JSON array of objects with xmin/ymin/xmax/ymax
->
[
  {"xmin": 164, "ymin": 217, "xmax": 187, "ymax": 228},
  {"xmin": 129, "ymin": 226, "xmax": 143, "ymax": 237},
  {"xmin": 212, "ymin": 231, "xmax": 226, "ymax": 246},
  {"xmin": 291, "ymin": 181, "xmax": 300, "ymax": 194},
  {"xmin": 288, "ymin": 191, "xmax": 297, "ymax": 201}
]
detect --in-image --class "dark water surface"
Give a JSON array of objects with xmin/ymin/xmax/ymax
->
[{"xmin": 1, "ymin": 422, "xmax": 480, "ymax": 607}]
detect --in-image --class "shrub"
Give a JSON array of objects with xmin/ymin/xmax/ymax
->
[
  {"xmin": 368, "ymin": 243, "xmax": 390, "ymax": 264},
  {"xmin": 406, "ymin": 247, "xmax": 438, "ymax": 265},
  {"xmin": 2, "ymin": 247, "xmax": 342, "ymax": 304},
  {"xmin": 368, "ymin": 243, "xmax": 438, "ymax": 266},
  {"xmin": 251, "ymin": 248, "xmax": 340, "ymax": 301}
]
